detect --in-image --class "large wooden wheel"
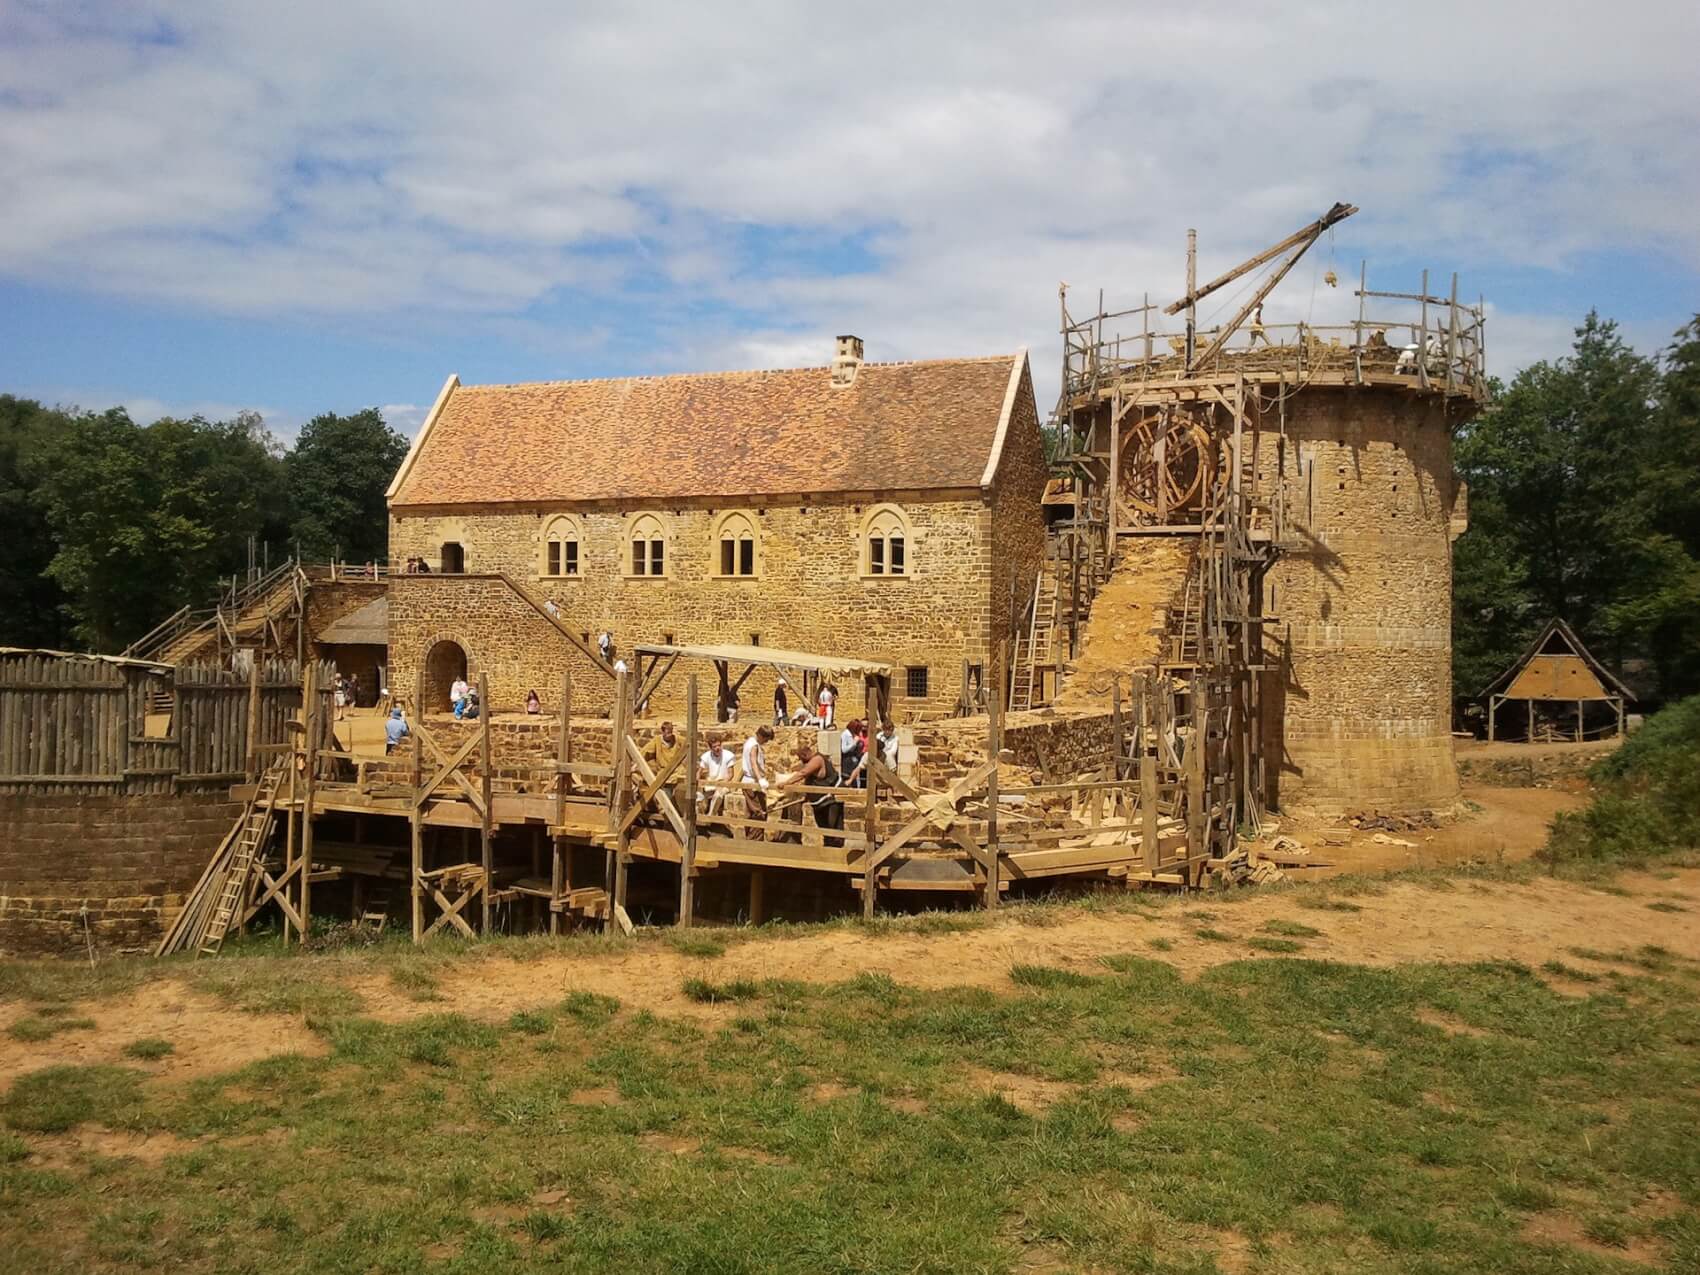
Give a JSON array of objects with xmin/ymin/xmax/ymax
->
[{"xmin": 1117, "ymin": 413, "xmax": 1214, "ymax": 519}]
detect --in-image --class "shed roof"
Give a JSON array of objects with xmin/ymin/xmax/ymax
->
[
  {"xmin": 387, "ymin": 353, "xmax": 1028, "ymax": 508},
  {"xmin": 632, "ymin": 643, "xmax": 894, "ymax": 678},
  {"xmin": 316, "ymin": 595, "xmax": 388, "ymax": 647},
  {"xmin": 1478, "ymin": 618, "xmax": 1635, "ymax": 702}
]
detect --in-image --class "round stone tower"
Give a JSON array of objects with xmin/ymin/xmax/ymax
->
[{"xmin": 1258, "ymin": 383, "xmax": 1473, "ymax": 816}]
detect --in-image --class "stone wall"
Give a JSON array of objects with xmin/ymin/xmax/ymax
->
[
  {"xmin": 0, "ymin": 790, "xmax": 242, "ymax": 956},
  {"xmin": 1256, "ymin": 386, "xmax": 1468, "ymax": 814},
  {"xmin": 989, "ymin": 362, "xmax": 1052, "ymax": 648},
  {"xmin": 387, "ymin": 492, "xmax": 1024, "ymax": 719}
]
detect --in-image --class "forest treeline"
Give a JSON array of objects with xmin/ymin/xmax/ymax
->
[
  {"xmin": 0, "ymin": 400, "xmax": 407, "ymax": 653},
  {"xmin": 2, "ymin": 310, "xmax": 1697, "ymax": 702},
  {"xmin": 1454, "ymin": 313, "xmax": 1700, "ymax": 704}
]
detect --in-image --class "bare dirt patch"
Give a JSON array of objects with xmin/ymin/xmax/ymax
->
[
  {"xmin": 568, "ymin": 1086, "xmax": 621, "ymax": 1107},
  {"xmin": 1414, "ymin": 1009, "xmax": 1492, "ymax": 1039},
  {"xmin": 0, "ymin": 981, "xmax": 326, "ymax": 1087},
  {"xmin": 639, "ymin": 1131, "xmax": 700, "ymax": 1155},
  {"xmin": 808, "ymin": 1081, "xmax": 853, "ymax": 1102},
  {"xmin": 1520, "ymin": 1212, "xmax": 1665, "ymax": 1266},
  {"xmin": 25, "ymin": 1127, "xmax": 201, "ymax": 1167},
  {"xmin": 967, "ymin": 1068, "xmax": 1077, "ymax": 1113}
]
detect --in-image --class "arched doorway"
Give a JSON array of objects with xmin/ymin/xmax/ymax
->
[
  {"xmin": 440, "ymin": 541, "xmax": 465, "ymax": 573},
  {"xmin": 423, "ymin": 640, "xmax": 468, "ymax": 712}
]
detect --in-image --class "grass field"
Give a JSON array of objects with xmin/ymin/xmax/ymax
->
[{"xmin": 3, "ymin": 864, "xmax": 1699, "ymax": 1273}]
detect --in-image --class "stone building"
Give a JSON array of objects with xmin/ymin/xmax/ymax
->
[{"xmin": 383, "ymin": 338, "xmax": 1048, "ymax": 718}]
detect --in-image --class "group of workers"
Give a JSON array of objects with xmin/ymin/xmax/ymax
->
[{"xmin": 640, "ymin": 715, "xmax": 900, "ymax": 845}]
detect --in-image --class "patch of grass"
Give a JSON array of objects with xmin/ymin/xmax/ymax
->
[
  {"xmin": 681, "ymin": 978, "xmax": 759, "ymax": 1004},
  {"xmin": 1297, "ymin": 897, "xmax": 1362, "ymax": 913},
  {"xmin": 0, "ymin": 1131, "xmax": 29, "ymax": 1163},
  {"xmin": 387, "ymin": 965, "xmax": 443, "ymax": 1001},
  {"xmin": 1009, "ymin": 964, "xmax": 1097, "ymax": 990},
  {"xmin": 1493, "ymin": 1178, "xmax": 1558, "ymax": 1211},
  {"xmin": 1146, "ymin": 937, "xmax": 1174, "ymax": 951},
  {"xmin": 1261, "ymin": 919, "xmax": 1322, "ymax": 938},
  {"xmin": 560, "ymin": 990, "xmax": 621, "ymax": 1024},
  {"xmin": 1582, "ymin": 1214, "xmax": 1630, "ymax": 1248},
  {"xmin": 520, "ymin": 1210, "xmax": 572, "ymax": 1242},
  {"xmin": 1194, "ymin": 928, "xmax": 1233, "ymax": 942},
  {"xmin": 6, "ymin": 1013, "xmax": 96, "ymax": 1042},
  {"xmin": 1, "ymin": 1065, "xmax": 146, "ymax": 1133},
  {"xmin": 120, "ymin": 1037, "xmax": 174, "ymax": 1061},
  {"xmin": 1647, "ymin": 900, "xmax": 1688, "ymax": 914},
  {"xmin": 1246, "ymin": 937, "xmax": 1302, "ymax": 954},
  {"xmin": 1540, "ymin": 960, "xmax": 1600, "ymax": 983},
  {"xmin": 508, "ymin": 1009, "xmax": 553, "ymax": 1036},
  {"xmin": 664, "ymin": 932, "xmax": 727, "ymax": 959}
]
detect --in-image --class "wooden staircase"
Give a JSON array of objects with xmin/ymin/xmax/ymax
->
[{"xmin": 356, "ymin": 885, "xmax": 395, "ymax": 934}]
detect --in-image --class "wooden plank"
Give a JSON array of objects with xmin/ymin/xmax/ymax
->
[
  {"xmin": 680, "ymin": 674, "xmax": 699, "ymax": 928},
  {"xmin": 480, "ymin": 672, "xmax": 492, "ymax": 934}
]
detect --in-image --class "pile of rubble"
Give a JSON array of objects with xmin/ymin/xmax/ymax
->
[{"xmin": 1212, "ymin": 829, "xmax": 1314, "ymax": 888}]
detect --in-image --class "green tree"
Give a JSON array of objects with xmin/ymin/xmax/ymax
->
[
  {"xmin": 286, "ymin": 408, "xmax": 409, "ymax": 564},
  {"xmin": 1453, "ymin": 312, "xmax": 1700, "ymax": 700},
  {"xmin": 29, "ymin": 410, "xmax": 287, "ymax": 651},
  {"xmin": 0, "ymin": 396, "xmax": 73, "ymax": 648}
]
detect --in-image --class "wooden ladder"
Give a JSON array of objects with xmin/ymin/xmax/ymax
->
[
  {"xmin": 1008, "ymin": 568, "xmax": 1060, "ymax": 712},
  {"xmin": 356, "ymin": 886, "xmax": 394, "ymax": 934},
  {"xmin": 197, "ymin": 764, "xmax": 284, "ymax": 957}
]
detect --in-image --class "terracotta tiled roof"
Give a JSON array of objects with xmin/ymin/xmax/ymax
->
[{"xmin": 389, "ymin": 354, "xmax": 1026, "ymax": 507}]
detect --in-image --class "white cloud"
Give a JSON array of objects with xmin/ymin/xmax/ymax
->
[{"xmin": 1, "ymin": 0, "xmax": 1695, "ymax": 388}]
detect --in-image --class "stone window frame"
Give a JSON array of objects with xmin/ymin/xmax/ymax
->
[
  {"xmin": 624, "ymin": 511, "xmax": 670, "ymax": 579},
  {"xmin": 538, "ymin": 513, "xmax": 585, "ymax": 581},
  {"xmin": 861, "ymin": 503, "xmax": 912, "ymax": 579},
  {"xmin": 710, "ymin": 509, "xmax": 761, "ymax": 579}
]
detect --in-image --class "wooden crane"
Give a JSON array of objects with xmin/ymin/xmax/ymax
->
[{"xmin": 1166, "ymin": 201, "xmax": 1358, "ymax": 372}]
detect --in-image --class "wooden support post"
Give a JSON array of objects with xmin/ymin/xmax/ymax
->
[
  {"xmin": 244, "ymin": 653, "xmax": 261, "ymax": 783},
  {"xmin": 1187, "ymin": 691, "xmax": 1207, "ymax": 864},
  {"xmin": 679, "ymin": 674, "xmax": 699, "ymax": 928},
  {"xmin": 1615, "ymin": 696, "xmax": 1625, "ymax": 740},
  {"xmin": 300, "ymin": 660, "xmax": 317, "ymax": 946},
  {"xmin": 985, "ymin": 656, "xmax": 1002, "ymax": 910},
  {"xmin": 284, "ymin": 750, "xmax": 299, "ymax": 945},
  {"xmin": 1527, "ymin": 698, "xmax": 1535, "ymax": 744},
  {"xmin": 1488, "ymin": 694, "xmax": 1498, "ymax": 743},
  {"xmin": 610, "ymin": 668, "xmax": 631, "ymax": 921},
  {"xmin": 1141, "ymin": 680, "xmax": 1158, "ymax": 872},
  {"xmin": 1576, "ymin": 699, "xmax": 1584, "ymax": 745},
  {"xmin": 479, "ymin": 672, "xmax": 492, "ymax": 935},
  {"xmin": 861, "ymin": 675, "xmax": 880, "ymax": 919},
  {"xmin": 410, "ymin": 665, "xmax": 425, "ymax": 943},
  {"xmin": 1111, "ymin": 678, "xmax": 1124, "ymax": 780}
]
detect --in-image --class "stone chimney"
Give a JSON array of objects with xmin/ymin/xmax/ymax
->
[{"xmin": 830, "ymin": 334, "xmax": 864, "ymax": 388}]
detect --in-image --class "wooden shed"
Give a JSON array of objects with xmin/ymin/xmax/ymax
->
[{"xmin": 1479, "ymin": 619, "xmax": 1633, "ymax": 742}]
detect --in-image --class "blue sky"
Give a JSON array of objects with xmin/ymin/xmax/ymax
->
[{"xmin": 2, "ymin": 2, "xmax": 1696, "ymax": 439}]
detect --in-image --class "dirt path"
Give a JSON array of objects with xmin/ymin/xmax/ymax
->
[{"xmin": 5, "ymin": 866, "xmax": 1695, "ymax": 1088}]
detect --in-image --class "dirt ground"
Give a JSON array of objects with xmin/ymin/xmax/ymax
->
[
  {"xmin": 5, "ymin": 856, "xmax": 1695, "ymax": 1089},
  {"xmin": 1262, "ymin": 784, "xmax": 1589, "ymax": 875}
]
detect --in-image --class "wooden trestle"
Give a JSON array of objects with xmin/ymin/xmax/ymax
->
[{"xmin": 217, "ymin": 649, "xmax": 1230, "ymax": 946}]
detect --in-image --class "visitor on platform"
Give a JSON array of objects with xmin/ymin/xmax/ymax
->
[
  {"xmin": 544, "ymin": 598, "xmax": 560, "ymax": 619},
  {"xmin": 790, "ymin": 704, "xmax": 817, "ymax": 728},
  {"xmin": 773, "ymin": 683, "xmax": 788, "ymax": 725},
  {"xmin": 698, "ymin": 731, "xmax": 736, "ymax": 815},
  {"xmin": 597, "ymin": 630, "xmax": 614, "ymax": 663},
  {"xmin": 722, "ymin": 687, "xmax": 741, "ymax": 723},
  {"xmin": 450, "ymin": 676, "xmax": 469, "ymax": 717},
  {"xmin": 816, "ymin": 682, "xmax": 836, "ymax": 727},
  {"xmin": 461, "ymin": 690, "xmax": 480, "ymax": 720},
  {"xmin": 644, "ymin": 721, "xmax": 687, "ymax": 815},
  {"xmin": 741, "ymin": 725, "xmax": 773, "ymax": 836},
  {"xmin": 776, "ymin": 738, "xmax": 843, "ymax": 846},
  {"xmin": 525, "ymin": 689, "xmax": 541, "ymax": 715},
  {"xmin": 840, "ymin": 719, "xmax": 868, "ymax": 788},
  {"xmin": 385, "ymin": 706, "xmax": 409, "ymax": 753},
  {"xmin": 876, "ymin": 719, "xmax": 900, "ymax": 772}
]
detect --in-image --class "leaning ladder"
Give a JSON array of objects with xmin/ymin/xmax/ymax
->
[{"xmin": 197, "ymin": 764, "xmax": 285, "ymax": 957}]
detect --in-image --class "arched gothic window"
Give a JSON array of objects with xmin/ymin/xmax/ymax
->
[
  {"xmin": 627, "ymin": 513, "xmax": 667, "ymax": 577},
  {"xmin": 540, "ymin": 515, "xmax": 583, "ymax": 578},
  {"xmin": 713, "ymin": 510, "xmax": 759, "ymax": 578},
  {"xmin": 863, "ymin": 505, "xmax": 911, "ymax": 577}
]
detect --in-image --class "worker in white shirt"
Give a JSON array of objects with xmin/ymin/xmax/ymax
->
[
  {"xmin": 698, "ymin": 732, "xmax": 735, "ymax": 815},
  {"xmin": 740, "ymin": 725, "xmax": 774, "ymax": 838}
]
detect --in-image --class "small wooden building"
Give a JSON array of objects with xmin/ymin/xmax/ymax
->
[{"xmin": 1480, "ymin": 619, "xmax": 1633, "ymax": 742}]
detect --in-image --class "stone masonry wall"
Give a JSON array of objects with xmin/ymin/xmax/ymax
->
[
  {"xmin": 0, "ymin": 790, "xmax": 243, "ymax": 956},
  {"xmin": 387, "ymin": 495, "xmax": 1003, "ymax": 720},
  {"xmin": 989, "ymin": 362, "xmax": 1053, "ymax": 659},
  {"xmin": 1257, "ymin": 386, "xmax": 1466, "ymax": 814}
]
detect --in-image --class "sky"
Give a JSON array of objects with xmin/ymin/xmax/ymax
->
[{"xmin": 1, "ymin": 1, "xmax": 1697, "ymax": 440}]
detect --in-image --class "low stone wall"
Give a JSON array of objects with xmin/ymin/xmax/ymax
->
[
  {"xmin": 0, "ymin": 790, "xmax": 243, "ymax": 957},
  {"xmin": 1455, "ymin": 740, "xmax": 1619, "ymax": 790}
]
